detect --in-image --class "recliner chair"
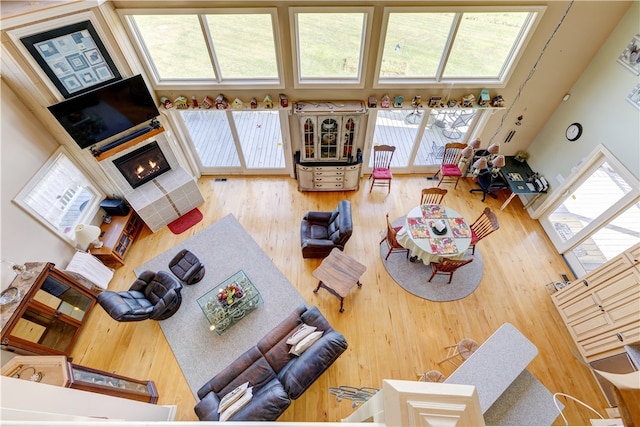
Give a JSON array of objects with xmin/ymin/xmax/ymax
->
[
  {"xmin": 97, "ymin": 270, "xmax": 183, "ymax": 321},
  {"xmin": 300, "ymin": 200, "xmax": 353, "ymax": 258}
]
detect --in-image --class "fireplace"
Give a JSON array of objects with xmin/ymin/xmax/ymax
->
[{"xmin": 113, "ymin": 141, "xmax": 171, "ymax": 189}]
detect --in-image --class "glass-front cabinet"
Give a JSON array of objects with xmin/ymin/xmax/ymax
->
[
  {"xmin": 295, "ymin": 101, "xmax": 365, "ymax": 163},
  {"xmin": 68, "ymin": 363, "xmax": 158, "ymax": 403},
  {"xmin": 1, "ymin": 262, "xmax": 96, "ymax": 356}
]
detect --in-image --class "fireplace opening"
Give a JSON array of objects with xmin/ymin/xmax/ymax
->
[{"xmin": 113, "ymin": 141, "xmax": 171, "ymax": 189}]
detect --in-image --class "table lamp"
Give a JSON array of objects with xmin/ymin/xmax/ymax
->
[{"xmin": 74, "ymin": 224, "xmax": 103, "ymax": 250}]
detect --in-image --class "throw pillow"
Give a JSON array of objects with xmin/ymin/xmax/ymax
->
[
  {"xmin": 286, "ymin": 323, "xmax": 317, "ymax": 345},
  {"xmin": 218, "ymin": 381, "xmax": 249, "ymax": 414},
  {"xmin": 289, "ymin": 330, "xmax": 323, "ymax": 356},
  {"xmin": 219, "ymin": 386, "xmax": 253, "ymax": 422}
]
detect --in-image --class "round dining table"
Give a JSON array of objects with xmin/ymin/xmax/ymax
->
[{"xmin": 396, "ymin": 204, "xmax": 472, "ymax": 265}]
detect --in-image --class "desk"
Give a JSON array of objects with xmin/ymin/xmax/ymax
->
[
  {"xmin": 312, "ymin": 248, "xmax": 366, "ymax": 312},
  {"xmin": 396, "ymin": 205, "xmax": 471, "ymax": 265},
  {"xmin": 499, "ymin": 156, "xmax": 545, "ymax": 210}
]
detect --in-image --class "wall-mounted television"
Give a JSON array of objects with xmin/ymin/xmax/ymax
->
[{"xmin": 47, "ymin": 74, "xmax": 159, "ymax": 149}]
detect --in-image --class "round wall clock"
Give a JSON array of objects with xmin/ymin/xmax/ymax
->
[{"xmin": 565, "ymin": 123, "xmax": 583, "ymax": 141}]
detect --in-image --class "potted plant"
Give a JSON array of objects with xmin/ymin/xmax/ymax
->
[{"xmin": 515, "ymin": 151, "xmax": 529, "ymax": 162}]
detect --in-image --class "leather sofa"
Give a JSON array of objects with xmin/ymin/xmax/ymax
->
[
  {"xmin": 194, "ymin": 305, "xmax": 348, "ymax": 421},
  {"xmin": 300, "ymin": 199, "xmax": 353, "ymax": 258}
]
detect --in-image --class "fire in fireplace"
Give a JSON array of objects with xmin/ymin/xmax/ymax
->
[{"xmin": 113, "ymin": 141, "xmax": 171, "ymax": 189}]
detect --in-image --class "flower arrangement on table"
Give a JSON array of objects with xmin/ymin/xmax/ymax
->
[{"xmin": 217, "ymin": 283, "xmax": 244, "ymax": 307}]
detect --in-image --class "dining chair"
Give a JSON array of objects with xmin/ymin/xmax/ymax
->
[
  {"xmin": 428, "ymin": 257, "xmax": 473, "ymax": 283},
  {"xmin": 435, "ymin": 142, "xmax": 467, "ymax": 189},
  {"xmin": 437, "ymin": 338, "xmax": 480, "ymax": 366},
  {"xmin": 468, "ymin": 207, "xmax": 500, "ymax": 254},
  {"xmin": 369, "ymin": 145, "xmax": 396, "ymax": 193},
  {"xmin": 420, "ymin": 188, "xmax": 448, "ymax": 205},
  {"xmin": 380, "ymin": 213, "xmax": 410, "ymax": 260}
]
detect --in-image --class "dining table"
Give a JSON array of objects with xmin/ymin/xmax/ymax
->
[{"xmin": 396, "ymin": 204, "xmax": 472, "ymax": 265}]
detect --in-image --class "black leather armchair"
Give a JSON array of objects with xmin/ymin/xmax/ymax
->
[
  {"xmin": 470, "ymin": 169, "xmax": 509, "ymax": 202},
  {"xmin": 97, "ymin": 271, "xmax": 183, "ymax": 321},
  {"xmin": 300, "ymin": 200, "xmax": 353, "ymax": 258},
  {"xmin": 168, "ymin": 249, "xmax": 205, "ymax": 285}
]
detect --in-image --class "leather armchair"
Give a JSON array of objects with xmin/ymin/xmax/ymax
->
[
  {"xmin": 300, "ymin": 200, "xmax": 353, "ymax": 258},
  {"xmin": 97, "ymin": 270, "xmax": 183, "ymax": 321},
  {"xmin": 168, "ymin": 249, "xmax": 205, "ymax": 285}
]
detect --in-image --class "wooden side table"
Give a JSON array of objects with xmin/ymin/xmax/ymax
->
[{"xmin": 312, "ymin": 248, "xmax": 366, "ymax": 312}]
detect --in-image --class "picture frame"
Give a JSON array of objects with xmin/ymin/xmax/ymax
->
[
  {"xmin": 625, "ymin": 83, "xmax": 640, "ymax": 111},
  {"xmin": 20, "ymin": 20, "xmax": 121, "ymax": 98},
  {"xmin": 617, "ymin": 34, "xmax": 640, "ymax": 76}
]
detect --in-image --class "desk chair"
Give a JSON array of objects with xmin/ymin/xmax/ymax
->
[{"xmin": 470, "ymin": 169, "xmax": 509, "ymax": 202}]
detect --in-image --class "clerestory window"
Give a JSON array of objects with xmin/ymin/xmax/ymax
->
[
  {"xmin": 376, "ymin": 6, "xmax": 544, "ymax": 87},
  {"xmin": 122, "ymin": 9, "xmax": 282, "ymax": 87}
]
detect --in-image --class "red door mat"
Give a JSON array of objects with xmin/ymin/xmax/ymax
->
[{"xmin": 168, "ymin": 208, "xmax": 203, "ymax": 234}]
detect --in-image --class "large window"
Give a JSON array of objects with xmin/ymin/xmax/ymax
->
[
  {"xmin": 290, "ymin": 7, "xmax": 372, "ymax": 87},
  {"xmin": 376, "ymin": 7, "xmax": 543, "ymax": 86},
  {"xmin": 123, "ymin": 9, "xmax": 281, "ymax": 86},
  {"xmin": 15, "ymin": 148, "xmax": 102, "ymax": 243}
]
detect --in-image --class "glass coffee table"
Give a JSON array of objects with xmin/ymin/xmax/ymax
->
[{"xmin": 197, "ymin": 270, "xmax": 262, "ymax": 335}]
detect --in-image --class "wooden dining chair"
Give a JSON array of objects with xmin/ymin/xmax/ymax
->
[
  {"xmin": 469, "ymin": 207, "xmax": 500, "ymax": 254},
  {"xmin": 420, "ymin": 188, "xmax": 448, "ymax": 205},
  {"xmin": 428, "ymin": 258, "xmax": 473, "ymax": 283},
  {"xmin": 380, "ymin": 213, "xmax": 410, "ymax": 260},
  {"xmin": 369, "ymin": 145, "xmax": 396, "ymax": 193},
  {"xmin": 437, "ymin": 338, "xmax": 480, "ymax": 366},
  {"xmin": 435, "ymin": 142, "xmax": 467, "ymax": 189}
]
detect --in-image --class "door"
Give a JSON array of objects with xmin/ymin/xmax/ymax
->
[
  {"xmin": 177, "ymin": 109, "xmax": 291, "ymax": 175},
  {"xmin": 364, "ymin": 108, "xmax": 481, "ymax": 174},
  {"xmin": 539, "ymin": 148, "xmax": 640, "ymax": 276}
]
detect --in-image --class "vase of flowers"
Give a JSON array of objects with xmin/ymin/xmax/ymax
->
[{"xmin": 217, "ymin": 283, "xmax": 244, "ymax": 307}]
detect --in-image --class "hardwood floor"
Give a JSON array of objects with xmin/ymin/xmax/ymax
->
[{"xmin": 71, "ymin": 175, "xmax": 609, "ymax": 424}]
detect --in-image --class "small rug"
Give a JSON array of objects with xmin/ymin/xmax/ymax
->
[
  {"xmin": 135, "ymin": 214, "xmax": 306, "ymax": 398},
  {"xmin": 380, "ymin": 217, "xmax": 483, "ymax": 301},
  {"xmin": 167, "ymin": 208, "xmax": 203, "ymax": 234}
]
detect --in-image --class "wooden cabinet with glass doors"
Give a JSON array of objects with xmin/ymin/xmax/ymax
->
[
  {"xmin": 299, "ymin": 115, "xmax": 361, "ymax": 162},
  {"xmin": 0, "ymin": 262, "xmax": 96, "ymax": 356}
]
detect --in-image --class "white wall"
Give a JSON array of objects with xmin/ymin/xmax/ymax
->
[
  {"xmin": 0, "ymin": 80, "xmax": 76, "ymax": 289},
  {"xmin": 528, "ymin": 1, "xmax": 640, "ymax": 189}
]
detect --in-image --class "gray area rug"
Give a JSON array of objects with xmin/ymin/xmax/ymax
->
[
  {"xmin": 380, "ymin": 217, "xmax": 483, "ymax": 301},
  {"xmin": 134, "ymin": 214, "xmax": 306, "ymax": 398}
]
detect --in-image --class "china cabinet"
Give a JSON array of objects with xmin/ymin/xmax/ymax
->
[
  {"xmin": 1, "ymin": 262, "xmax": 96, "ymax": 356},
  {"xmin": 294, "ymin": 101, "xmax": 366, "ymax": 163},
  {"xmin": 552, "ymin": 243, "xmax": 640, "ymax": 362}
]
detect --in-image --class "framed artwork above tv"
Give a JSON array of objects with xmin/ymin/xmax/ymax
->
[{"xmin": 19, "ymin": 20, "xmax": 121, "ymax": 98}]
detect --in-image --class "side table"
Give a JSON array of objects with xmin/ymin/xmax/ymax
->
[{"xmin": 312, "ymin": 248, "xmax": 366, "ymax": 312}]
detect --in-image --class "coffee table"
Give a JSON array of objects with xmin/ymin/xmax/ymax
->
[
  {"xmin": 197, "ymin": 270, "xmax": 262, "ymax": 335},
  {"xmin": 312, "ymin": 248, "xmax": 366, "ymax": 313}
]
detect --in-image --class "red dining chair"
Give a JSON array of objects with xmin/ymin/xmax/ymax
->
[
  {"xmin": 369, "ymin": 145, "xmax": 396, "ymax": 193},
  {"xmin": 380, "ymin": 213, "xmax": 410, "ymax": 260},
  {"xmin": 435, "ymin": 142, "xmax": 467, "ymax": 189},
  {"xmin": 469, "ymin": 207, "xmax": 500, "ymax": 255}
]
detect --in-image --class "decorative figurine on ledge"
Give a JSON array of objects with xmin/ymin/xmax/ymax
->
[
  {"xmin": 491, "ymin": 95, "xmax": 505, "ymax": 108},
  {"xmin": 368, "ymin": 96, "xmax": 377, "ymax": 108},
  {"xmin": 250, "ymin": 98, "xmax": 258, "ymax": 109},
  {"xmin": 263, "ymin": 95, "xmax": 273, "ymax": 109},
  {"xmin": 191, "ymin": 96, "xmax": 199, "ymax": 108},
  {"xmin": 428, "ymin": 96, "xmax": 442, "ymax": 108},
  {"xmin": 393, "ymin": 96, "xmax": 404, "ymax": 108},
  {"xmin": 380, "ymin": 95, "xmax": 391, "ymax": 108},
  {"xmin": 174, "ymin": 96, "xmax": 188, "ymax": 109},
  {"xmin": 160, "ymin": 97, "xmax": 173, "ymax": 109},
  {"xmin": 231, "ymin": 98, "xmax": 244, "ymax": 109},
  {"xmin": 279, "ymin": 94, "xmax": 288, "ymax": 108},
  {"xmin": 202, "ymin": 96, "xmax": 214, "ymax": 109},
  {"xmin": 478, "ymin": 89, "xmax": 490, "ymax": 106},
  {"xmin": 411, "ymin": 96, "xmax": 422, "ymax": 108},
  {"xmin": 215, "ymin": 94, "xmax": 229, "ymax": 109},
  {"xmin": 462, "ymin": 94, "xmax": 475, "ymax": 108}
]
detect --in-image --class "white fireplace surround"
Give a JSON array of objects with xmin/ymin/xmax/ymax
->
[{"xmin": 98, "ymin": 132, "xmax": 204, "ymax": 232}]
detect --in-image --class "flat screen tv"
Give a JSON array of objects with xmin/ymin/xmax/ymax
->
[{"xmin": 47, "ymin": 74, "xmax": 159, "ymax": 149}]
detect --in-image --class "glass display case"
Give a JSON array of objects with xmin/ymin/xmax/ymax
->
[
  {"xmin": 68, "ymin": 363, "xmax": 158, "ymax": 403},
  {"xmin": 1, "ymin": 262, "xmax": 96, "ymax": 356}
]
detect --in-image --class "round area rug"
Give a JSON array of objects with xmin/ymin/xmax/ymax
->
[{"xmin": 380, "ymin": 217, "xmax": 483, "ymax": 302}]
